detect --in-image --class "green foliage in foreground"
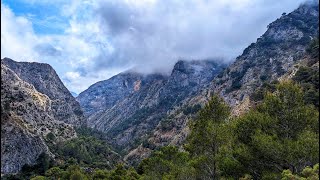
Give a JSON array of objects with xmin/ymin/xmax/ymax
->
[
  {"xmin": 2, "ymin": 81, "xmax": 318, "ymax": 180},
  {"xmin": 185, "ymin": 95, "xmax": 231, "ymax": 179},
  {"xmin": 137, "ymin": 146, "xmax": 195, "ymax": 180},
  {"xmin": 282, "ymin": 164, "xmax": 319, "ymax": 180},
  {"xmin": 53, "ymin": 136, "xmax": 120, "ymax": 169},
  {"xmin": 223, "ymin": 81, "xmax": 319, "ymax": 179},
  {"xmin": 137, "ymin": 81, "xmax": 319, "ymax": 180}
]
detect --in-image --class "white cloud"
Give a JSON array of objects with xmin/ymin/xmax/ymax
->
[
  {"xmin": 90, "ymin": 0, "xmax": 307, "ymax": 73},
  {"xmin": 1, "ymin": 1, "xmax": 115, "ymax": 93},
  {"xmin": 1, "ymin": 4, "xmax": 39, "ymax": 62},
  {"xmin": 1, "ymin": 0, "xmax": 311, "ymax": 94},
  {"xmin": 62, "ymin": 68, "xmax": 125, "ymax": 93}
]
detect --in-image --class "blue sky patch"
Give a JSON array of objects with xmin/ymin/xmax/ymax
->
[{"xmin": 2, "ymin": 0, "xmax": 68, "ymax": 35}]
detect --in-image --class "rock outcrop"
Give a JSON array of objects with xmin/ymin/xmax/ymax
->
[
  {"xmin": 1, "ymin": 59, "xmax": 83, "ymax": 174},
  {"xmin": 77, "ymin": 72, "xmax": 156, "ymax": 117},
  {"xmin": 211, "ymin": 2, "xmax": 319, "ymax": 114},
  {"xmin": 2, "ymin": 58, "xmax": 85, "ymax": 126}
]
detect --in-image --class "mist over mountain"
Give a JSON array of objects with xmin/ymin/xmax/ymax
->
[
  {"xmin": 1, "ymin": 0, "xmax": 310, "ymax": 93},
  {"xmin": 1, "ymin": 0, "xmax": 319, "ymax": 179},
  {"xmin": 77, "ymin": 1, "xmax": 319, "ymax": 165}
]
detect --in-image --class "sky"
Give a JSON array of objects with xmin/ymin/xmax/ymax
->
[{"xmin": 1, "ymin": 0, "xmax": 308, "ymax": 93}]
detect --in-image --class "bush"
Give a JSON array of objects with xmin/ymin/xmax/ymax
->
[
  {"xmin": 30, "ymin": 176, "xmax": 46, "ymax": 180},
  {"xmin": 46, "ymin": 132, "xmax": 56, "ymax": 142},
  {"xmin": 182, "ymin": 104, "xmax": 201, "ymax": 115}
]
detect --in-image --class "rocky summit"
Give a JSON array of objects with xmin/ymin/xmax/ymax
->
[
  {"xmin": 211, "ymin": 2, "xmax": 319, "ymax": 114},
  {"xmin": 2, "ymin": 58, "xmax": 85, "ymax": 126},
  {"xmin": 76, "ymin": 60, "xmax": 226, "ymax": 153},
  {"xmin": 1, "ymin": 59, "xmax": 83, "ymax": 174}
]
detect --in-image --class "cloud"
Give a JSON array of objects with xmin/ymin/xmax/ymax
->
[
  {"xmin": 1, "ymin": 0, "xmax": 311, "ymax": 93},
  {"xmin": 90, "ymin": 0, "xmax": 307, "ymax": 74},
  {"xmin": 1, "ymin": 3, "xmax": 39, "ymax": 62},
  {"xmin": 34, "ymin": 43, "xmax": 62, "ymax": 57},
  {"xmin": 1, "ymin": 1, "xmax": 106, "ymax": 93}
]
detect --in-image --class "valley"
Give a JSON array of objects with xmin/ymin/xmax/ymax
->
[{"xmin": 1, "ymin": 1, "xmax": 319, "ymax": 180}]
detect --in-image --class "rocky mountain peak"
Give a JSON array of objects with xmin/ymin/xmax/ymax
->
[
  {"xmin": 1, "ymin": 59, "xmax": 81, "ymax": 174},
  {"xmin": 170, "ymin": 60, "xmax": 225, "ymax": 87},
  {"xmin": 211, "ymin": 2, "xmax": 319, "ymax": 109},
  {"xmin": 1, "ymin": 58, "xmax": 85, "ymax": 126},
  {"xmin": 77, "ymin": 71, "xmax": 168, "ymax": 117},
  {"xmin": 77, "ymin": 59, "xmax": 226, "ymax": 155}
]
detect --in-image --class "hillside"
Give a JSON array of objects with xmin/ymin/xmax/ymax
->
[
  {"xmin": 77, "ymin": 60, "xmax": 226, "ymax": 153},
  {"xmin": 1, "ymin": 61, "xmax": 78, "ymax": 174},
  {"xmin": 211, "ymin": 2, "xmax": 319, "ymax": 115},
  {"xmin": 1, "ymin": 1, "xmax": 318, "ymax": 178},
  {"xmin": 2, "ymin": 58, "xmax": 85, "ymax": 126},
  {"xmin": 123, "ymin": 2, "xmax": 319, "ymax": 163}
]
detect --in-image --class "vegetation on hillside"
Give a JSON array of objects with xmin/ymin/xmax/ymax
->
[
  {"xmin": 3, "ymin": 37, "xmax": 319, "ymax": 180},
  {"xmin": 3, "ymin": 80, "xmax": 318, "ymax": 180},
  {"xmin": 293, "ymin": 36, "xmax": 319, "ymax": 108}
]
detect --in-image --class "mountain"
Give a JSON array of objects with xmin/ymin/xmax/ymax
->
[
  {"xmin": 1, "ymin": 1, "xmax": 318, "ymax": 177},
  {"xmin": 211, "ymin": 2, "xmax": 319, "ymax": 115},
  {"xmin": 76, "ymin": 60, "xmax": 226, "ymax": 153},
  {"xmin": 76, "ymin": 3, "xmax": 318, "ymax": 164},
  {"xmin": 1, "ymin": 58, "xmax": 84, "ymax": 174},
  {"xmin": 77, "ymin": 71, "xmax": 158, "ymax": 117},
  {"xmin": 76, "ymin": 2, "xmax": 319, "ymax": 162},
  {"xmin": 114, "ymin": 2, "xmax": 319, "ymax": 163},
  {"xmin": 2, "ymin": 58, "xmax": 85, "ymax": 126}
]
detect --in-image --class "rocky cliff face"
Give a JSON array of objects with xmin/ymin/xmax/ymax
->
[
  {"xmin": 77, "ymin": 72, "xmax": 156, "ymax": 117},
  {"xmin": 1, "ymin": 59, "xmax": 83, "ymax": 174},
  {"xmin": 77, "ymin": 60, "xmax": 226, "ymax": 152},
  {"xmin": 2, "ymin": 58, "xmax": 85, "ymax": 126},
  {"xmin": 211, "ymin": 2, "xmax": 319, "ymax": 115}
]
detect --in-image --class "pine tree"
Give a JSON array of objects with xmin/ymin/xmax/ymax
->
[{"xmin": 185, "ymin": 95, "xmax": 231, "ymax": 179}]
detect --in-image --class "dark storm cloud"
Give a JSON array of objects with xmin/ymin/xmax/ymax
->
[{"xmin": 34, "ymin": 43, "xmax": 61, "ymax": 57}]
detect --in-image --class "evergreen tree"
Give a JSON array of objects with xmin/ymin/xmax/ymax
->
[
  {"xmin": 228, "ymin": 81, "xmax": 319, "ymax": 178},
  {"xmin": 138, "ymin": 146, "xmax": 194, "ymax": 180},
  {"xmin": 185, "ymin": 95, "xmax": 231, "ymax": 179}
]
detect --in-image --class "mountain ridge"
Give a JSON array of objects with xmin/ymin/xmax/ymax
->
[
  {"xmin": 2, "ymin": 58, "xmax": 85, "ymax": 126},
  {"xmin": 76, "ymin": 59, "xmax": 226, "ymax": 154},
  {"xmin": 117, "ymin": 2, "xmax": 319, "ymax": 163},
  {"xmin": 1, "ymin": 58, "xmax": 84, "ymax": 174}
]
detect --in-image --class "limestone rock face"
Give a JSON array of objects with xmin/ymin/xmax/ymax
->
[
  {"xmin": 1, "ymin": 59, "xmax": 81, "ymax": 174},
  {"xmin": 1, "ymin": 113, "xmax": 51, "ymax": 174},
  {"xmin": 211, "ymin": 2, "xmax": 319, "ymax": 110},
  {"xmin": 2, "ymin": 58, "xmax": 85, "ymax": 126},
  {"xmin": 77, "ymin": 72, "xmax": 153, "ymax": 117}
]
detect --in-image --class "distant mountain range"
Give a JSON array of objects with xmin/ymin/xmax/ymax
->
[{"xmin": 76, "ymin": 60, "xmax": 226, "ymax": 156}]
